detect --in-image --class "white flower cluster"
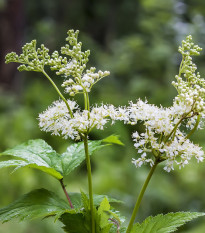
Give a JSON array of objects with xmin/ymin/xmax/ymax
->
[
  {"xmin": 36, "ymin": 33, "xmax": 205, "ymax": 173},
  {"xmin": 62, "ymin": 67, "xmax": 110, "ymax": 95},
  {"xmin": 38, "ymin": 100, "xmax": 118, "ymax": 140},
  {"xmin": 162, "ymin": 133, "xmax": 204, "ymax": 172},
  {"xmin": 128, "ymin": 100, "xmax": 174, "ymax": 135},
  {"xmin": 129, "ymin": 35, "xmax": 205, "ymax": 172},
  {"xmin": 131, "ymin": 125, "xmax": 204, "ymax": 172}
]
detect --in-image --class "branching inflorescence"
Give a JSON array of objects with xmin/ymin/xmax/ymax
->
[
  {"xmin": 122, "ymin": 35, "xmax": 205, "ymax": 172},
  {"xmin": 5, "ymin": 32, "xmax": 205, "ymax": 173},
  {"xmin": 4, "ymin": 31, "xmax": 205, "ymax": 233}
]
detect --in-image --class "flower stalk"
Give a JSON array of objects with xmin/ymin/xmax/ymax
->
[
  {"xmin": 59, "ymin": 179, "xmax": 74, "ymax": 209},
  {"xmin": 83, "ymin": 134, "xmax": 95, "ymax": 233},
  {"xmin": 126, "ymin": 161, "xmax": 158, "ymax": 233},
  {"xmin": 42, "ymin": 70, "xmax": 73, "ymax": 117},
  {"xmin": 185, "ymin": 114, "xmax": 201, "ymax": 139}
]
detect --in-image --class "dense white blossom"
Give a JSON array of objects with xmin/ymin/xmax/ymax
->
[
  {"xmin": 128, "ymin": 96, "xmax": 205, "ymax": 172},
  {"xmin": 128, "ymin": 100, "xmax": 175, "ymax": 135},
  {"xmin": 130, "ymin": 35, "xmax": 205, "ymax": 172},
  {"xmin": 38, "ymin": 100, "xmax": 117, "ymax": 140},
  {"xmin": 131, "ymin": 127, "xmax": 204, "ymax": 172}
]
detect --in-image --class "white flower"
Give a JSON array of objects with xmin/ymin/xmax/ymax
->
[
  {"xmin": 127, "ymin": 100, "xmax": 175, "ymax": 135},
  {"xmin": 61, "ymin": 68, "xmax": 110, "ymax": 96},
  {"xmin": 38, "ymin": 100, "xmax": 118, "ymax": 140}
]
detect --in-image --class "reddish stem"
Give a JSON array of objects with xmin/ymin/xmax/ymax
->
[
  {"xmin": 60, "ymin": 179, "xmax": 74, "ymax": 209},
  {"xmin": 109, "ymin": 218, "xmax": 120, "ymax": 233}
]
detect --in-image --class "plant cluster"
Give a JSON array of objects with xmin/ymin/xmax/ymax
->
[{"xmin": 1, "ymin": 30, "xmax": 205, "ymax": 233}]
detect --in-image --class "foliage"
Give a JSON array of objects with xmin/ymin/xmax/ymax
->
[
  {"xmin": 60, "ymin": 193, "xmax": 124, "ymax": 233},
  {"xmin": 131, "ymin": 212, "xmax": 205, "ymax": 233},
  {"xmin": 0, "ymin": 139, "xmax": 107, "ymax": 179},
  {"xmin": 0, "ymin": 189, "xmax": 70, "ymax": 223},
  {"xmin": 1, "ymin": 7, "xmax": 205, "ymax": 231}
]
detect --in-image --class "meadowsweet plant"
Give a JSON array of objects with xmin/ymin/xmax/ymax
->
[{"xmin": 0, "ymin": 31, "xmax": 205, "ymax": 233}]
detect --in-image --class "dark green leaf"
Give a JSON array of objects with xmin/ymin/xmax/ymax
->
[
  {"xmin": 59, "ymin": 193, "xmax": 124, "ymax": 233},
  {"xmin": 131, "ymin": 212, "xmax": 205, "ymax": 233},
  {"xmin": 60, "ymin": 212, "xmax": 90, "ymax": 233},
  {"xmin": 0, "ymin": 189, "xmax": 70, "ymax": 223}
]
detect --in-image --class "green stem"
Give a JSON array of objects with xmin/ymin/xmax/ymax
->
[
  {"xmin": 185, "ymin": 114, "xmax": 201, "ymax": 139},
  {"xmin": 83, "ymin": 134, "xmax": 95, "ymax": 233},
  {"xmin": 84, "ymin": 92, "xmax": 88, "ymax": 110},
  {"xmin": 86, "ymin": 92, "xmax": 90, "ymax": 111},
  {"xmin": 126, "ymin": 162, "xmax": 158, "ymax": 233},
  {"xmin": 164, "ymin": 109, "xmax": 192, "ymax": 144},
  {"xmin": 42, "ymin": 70, "xmax": 73, "ymax": 117}
]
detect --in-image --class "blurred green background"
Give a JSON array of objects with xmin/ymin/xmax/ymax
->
[{"xmin": 1, "ymin": 0, "xmax": 205, "ymax": 232}]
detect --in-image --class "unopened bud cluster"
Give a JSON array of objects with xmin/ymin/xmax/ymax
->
[
  {"xmin": 5, "ymin": 40, "xmax": 50, "ymax": 72},
  {"xmin": 5, "ymin": 30, "xmax": 110, "ymax": 96},
  {"xmin": 47, "ymin": 30, "xmax": 110, "ymax": 96},
  {"xmin": 172, "ymin": 35, "xmax": 205, "ymax": 120}
]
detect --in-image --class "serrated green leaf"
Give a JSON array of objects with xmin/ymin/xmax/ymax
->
[
  {"xmin": 80, "ymin": 190, "xmax": 90, "ymax": 212},
  {"xmin": 59, "ymin": 193, "xmax": 124, "ymax": 233},
  {"xmin": 0, "ymin": 189, "xmax": 70, "ymax": 223},
  {"xmin": 96, "ymin": 198, "xmax": 126, "ymax": 233},
  {"xmin": 0, "ymin": 160, "xmax": 28, "ymax": 169},
  {"xmin": 60, "ymin": 212, "xmax": 90, "ymax": 233},
  {"xmin": 61, "ymin": 140, "xmax": 105, "ymax": 176},
  {"xmin": 97, "ymin": 197, "xmax": 111, "ymax": 229},
  {"xmin": 0, "ymin": 139, "xmax": 107, "ymax": 180},
  {"xmin": 68, "ymin": 192, "xmax": 122, "ymax": 209},
  {"xmin": 102, "ymin": 135, "xmax": 124, "ymax": 146},
  {"xmin": 131, "ymin": 212, "xmax": 205, "ymax": 233},
  {"xmin": 0, "ymin": 139, "xmax": 63, "ymax": 179}
]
